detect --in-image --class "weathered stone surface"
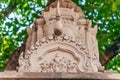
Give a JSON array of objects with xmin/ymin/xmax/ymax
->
[
  {"xmin": 0, "ymin": 71, "xmax": 120, "ymax": 80},
  {"xmin": 4, "ymin": 1, "xmax": 119, "ymax": 80},
  {"xmin": 17, "ymin": 0, "xmax": 104, "ymax": 73}
]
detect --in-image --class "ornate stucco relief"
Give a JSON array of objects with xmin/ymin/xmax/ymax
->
[{"xmin": 18, "ymin": 0, "xmax": 104, "ymax": 73}]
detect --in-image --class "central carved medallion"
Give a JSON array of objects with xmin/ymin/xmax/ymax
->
[{"xmin": 38, "ymin": 51, "xmax": 78, "ymax": 72}]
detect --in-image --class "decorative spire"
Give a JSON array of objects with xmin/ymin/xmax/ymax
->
[{"xmin": 56, "ymin": 0, "xmax": 61, "ymax": 18}]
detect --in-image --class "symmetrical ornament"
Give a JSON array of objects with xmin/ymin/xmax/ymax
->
[{"xmin": 18, "ymin": 0, "xmax": 104, "ymax": 73}]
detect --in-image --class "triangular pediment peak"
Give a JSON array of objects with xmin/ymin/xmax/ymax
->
[
  {"xmin": 44, "ymin": 0, "xmax": 85, "ymax": 17},
  {"xmin": 43, "ymin": 0, "xmax": 85, "ymax": 22}
]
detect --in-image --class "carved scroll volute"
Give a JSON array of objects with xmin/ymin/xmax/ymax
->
[
  {"xmin": 37, "ymin": 26, "xmax": 43, "ymax": 41},
  {"xmin": 89, "ymin": 25, "xmax": 99, "ymax": 59},
  {"xmin": 91, "ymin": 25, "xmax": 102, "ymax": 68},
  {"xmin": 34, "ymin": 17, "xmax": 45, "ymax": 41},
  {"xmin": 25, "ymin": 27, "xmax": 33, "ymax": 52},
  {"xmin": 31, "ymin": 31, "xmax": 37, "ymax": 45}
]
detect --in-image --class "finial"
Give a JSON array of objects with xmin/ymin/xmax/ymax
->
[{"xmin": 56, "ymin": 0, "xmax": 61, "ymax": 19}]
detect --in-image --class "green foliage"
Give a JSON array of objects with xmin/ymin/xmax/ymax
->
[
  {"xmin": 0, "ymin": 0, "xmax": 47, "ymax": 71},
  {"xmin": 107, "ymin": 55, "xmax": 120, "ymax": 73},
  {"xmin": 0, "ymin": 0, "xmax": 120, "ymax": 73}
]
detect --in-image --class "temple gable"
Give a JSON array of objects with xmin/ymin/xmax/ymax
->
[{"xmin": 18, "ymin": 0, "xmax": 104, "ymax": 73}]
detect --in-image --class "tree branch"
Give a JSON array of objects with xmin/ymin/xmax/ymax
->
[
  {"xmin": 5, "ymin": 42, "xmax": 26, "ymax": 70},
  {"xmin": 47, "ymin": 0, "xmax": 56, "ymax": 6},
  {"xmin": 0, "ymin": 1, "xmax": 18, "ymax": 19},
  {"xmin": 100, "ymin": 37, "xmax": 120, "ymax": 65}
]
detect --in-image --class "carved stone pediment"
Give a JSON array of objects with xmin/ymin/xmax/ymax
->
[{"xmin": 18, "ymin": 0, "xmax": 104, "ymax": 73}]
